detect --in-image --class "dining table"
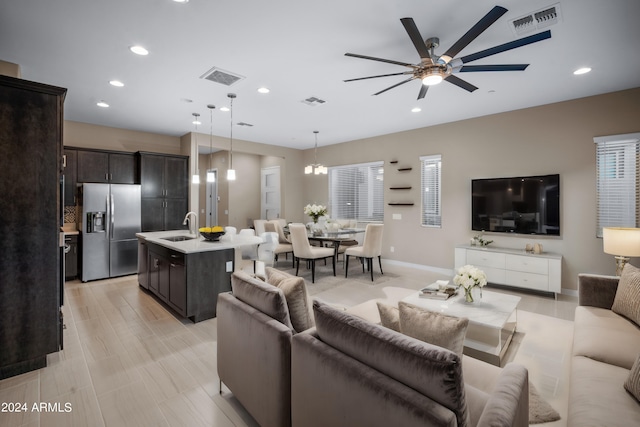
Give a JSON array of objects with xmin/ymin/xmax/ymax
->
[{"xmin": 306, "ymin": 228, "xmax": 366, "ymax": 260}]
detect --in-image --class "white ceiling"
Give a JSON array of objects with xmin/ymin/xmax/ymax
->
[{"xmin": 1, "ymin": 0, "xmax": 639, "ymax": 150}]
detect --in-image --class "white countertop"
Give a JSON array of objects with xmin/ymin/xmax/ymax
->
[{"xmin": 137, "ymin": 230, "xmax": 263, "ymax": 254}]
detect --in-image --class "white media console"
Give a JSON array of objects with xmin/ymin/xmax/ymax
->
[{"xmin": 454, "ymin": 245, "xmax": 562, "ymax": 295}]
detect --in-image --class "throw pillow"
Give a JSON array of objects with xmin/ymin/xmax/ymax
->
[
  {"xmin": 376, "ymin": 301, "xmax": 400, "ymax": 332},
  {"xmin": 612, "ymin": 263, "xmax": 640, "ymax": 326},
  {"xmin": 398, "ymin": 301, "xmax": 469, "ymax": 356},
  {"xmin": 624, "ymin": 354, "xmax": 640, "ymax": 403},
  {"xmin": 267, "ymin": 268, "xmax": 313, "ymax": 332}
]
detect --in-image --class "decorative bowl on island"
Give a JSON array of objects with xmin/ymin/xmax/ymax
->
[{"xmin": 199, "ymin": 227, "xmax": 225, "ymax": 241}]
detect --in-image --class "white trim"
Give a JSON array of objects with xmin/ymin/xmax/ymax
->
[{"xmin": 593, "ymin": 132, "xmax": 640, "ymax": 144}]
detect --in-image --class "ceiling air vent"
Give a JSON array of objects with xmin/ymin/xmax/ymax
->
[
  {"xmin": 301, "ymin": 96, "xmax": 326, "ymax": 107},
  {"xmin": 200, "ymin": 67, "xmax": 245, "ymax": 86},
  {"xmin": 510, "ymin": 3, "xmax": 562, "ymax": 36},
  {"xmin": 237, "ymin": 122, "xmax": 253, "ymax": 127}
]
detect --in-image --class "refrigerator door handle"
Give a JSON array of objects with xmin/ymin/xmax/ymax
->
[{"xmin": 110, "ymin": 193, "xmax": 115, "ymax": 239}]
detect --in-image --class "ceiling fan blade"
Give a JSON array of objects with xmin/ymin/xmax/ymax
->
[
  {"xmin": 441, "ymin": 6, "xmax": 508, "ymax": 62},
  {"xmin": 344, "ymin": 71, "xmax": 414, "ymax": 82},
  {"xmin": 373, "ymin": 77, "xmax": 416, "ymax": 96},
  {"xmin": 444, "ymin": 74, "xmax": 478, "ymax": 92},
  {"xmin": 345, "ymin": 53, "xmax": 415, "ymax": 68},
  {"xmin": 400, "ymin": 17, "xmax": 431, "ymax": 59},
  {"xmin": 417, "ymin": 84, "xmax": 429, "ymax": 100},
  {"xmin": 459, "ymin": 64, "xmax": 529, "ymax": 72},
  {"xmin": 460, "ymin": 30, "xmax": 551, "ymax": 64}
]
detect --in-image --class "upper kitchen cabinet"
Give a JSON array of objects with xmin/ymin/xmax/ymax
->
[
  {"xmin": 0, "ymin": 75, "xmax": 66, "ymax": 380},
  {"xmin": 138, "ymin": 152, "xmax": 189, "ymax": 231},
  {"xmin": 76, "ymin": 149, "xmax": 138, "ymax": 184},
  {"xmin": 63, "ymin": 148, "xmax": 77, "ymax": 206}
]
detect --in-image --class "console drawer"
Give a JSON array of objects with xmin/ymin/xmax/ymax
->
[
  {"xmin": 466, "ymin": 250, "xmax": 506, "ymax": 269},
  {"xmin": 506, "ymin": 270, "xmax": 548, "ymax": 291},
  {"xmin": 505, "ymin": 254, "xmax": 548, "ymax": 275}
]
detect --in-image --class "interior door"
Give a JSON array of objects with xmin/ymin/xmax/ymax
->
[
  {"xmin": 261, "ymin": 166, "xmax": 280, "ymax": 220},
  {"xmin": 205, "ymin": 169, "xmax": 218, "ymax": 227}
]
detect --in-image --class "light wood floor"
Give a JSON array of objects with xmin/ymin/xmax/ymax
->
[{"xmin": 0, "ymin": 264, "xmax": 577, "ymax": 427}]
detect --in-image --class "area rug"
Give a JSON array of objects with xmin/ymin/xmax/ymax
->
[{"xmin": 530, "ymin": 383, "xmax": 561, "ymax": 424}]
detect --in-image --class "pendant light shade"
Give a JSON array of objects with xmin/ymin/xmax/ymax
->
[
  {"xmin": 305, "ymin": 130, "xmax": 327, "ymax": 175},
  {"xmin": 227, "ymin": 93, "xmax": 236, "ymax": 181},
  {"xmin": 192, "ymin": 112, "xmax": 200, "ymax": 184},
  {"xmin": 207, "ymin": 104, "xmax": 216, "ymax": 183}
]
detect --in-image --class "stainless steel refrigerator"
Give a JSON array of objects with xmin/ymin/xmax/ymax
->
[{"xmin": 80, "ymin": 183, "xmax": 141, "ymax": 282}]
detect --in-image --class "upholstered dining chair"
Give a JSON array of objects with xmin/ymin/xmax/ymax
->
[
  {"xmin": 289, "ymin": 223, "xmax": 335, "ymax": 283},
  {"xmin": 265, "ymin": 221, "xmax": 294, "ymax": 267},
  {"xmin": 344, "ymin": 223, "xmax": 384, "ymax": 281}
]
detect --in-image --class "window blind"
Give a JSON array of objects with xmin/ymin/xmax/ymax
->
[
  {"xmin": 420, "ymin": 155, "xmax": 442, "ymax": 227},
  {"xmin": 328, "ymin": 161, "xmax": 384, "ymax": 222},
  {"xmin": 594, "ymin": 133, "xmax": 640, "ymax": 237}
]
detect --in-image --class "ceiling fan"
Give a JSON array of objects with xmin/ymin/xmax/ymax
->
[{"xmin": 344, "ymin": 6, "xmax": 551, "ymax": 99}]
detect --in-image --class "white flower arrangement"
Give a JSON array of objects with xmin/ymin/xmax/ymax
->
[
  {"xmin": 304, "ymin": 204, "xmax": 328, "ymax": 222},
  {"xmin": 453, "ymin": 264, "xmax": 487, "ymax": 290}
]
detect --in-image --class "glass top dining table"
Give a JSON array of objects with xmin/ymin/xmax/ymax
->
[{"xmin": 284, "ymin": 227, "xmax": 366, "ymax": 259}]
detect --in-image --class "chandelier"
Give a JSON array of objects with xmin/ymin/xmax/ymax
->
[{"xmin": 304, "ymin": 130, "xmax": 327, "ymax": 175}]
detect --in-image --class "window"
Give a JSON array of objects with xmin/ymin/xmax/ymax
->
[
  {"xmin": 594, "ymin": 133, "xmax": 640, "ymax": 237},
  {"xmin": 420, "ymin": 154, "xmax": 442, "ymax": 227},
  {"xmin": 328, "ymin": 161, "xmax": 384, "ymax": 222}
]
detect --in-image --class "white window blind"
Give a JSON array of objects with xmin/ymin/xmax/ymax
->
[
  {"xmin": 594, "ymin": 133, "xmax": 640, "ymax": 237},
  {"xmin": 328, "ymin": 161, "xmax": 384, "ymax": 222},
  {"xmin": 420, "ymin": 155, "xmax": 442, "ymax": 227}
]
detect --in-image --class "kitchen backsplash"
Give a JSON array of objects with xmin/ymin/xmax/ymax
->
[{"xmin": 64, "ymin": 206, "xmax": 77, "ymax": 224}]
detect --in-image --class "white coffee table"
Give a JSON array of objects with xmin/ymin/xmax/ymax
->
[{"xmin": 402, "ymin": 289, "xmax": 520, "ymax": 366}]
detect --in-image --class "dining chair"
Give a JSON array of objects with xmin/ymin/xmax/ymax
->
[
  {"xmin": 253, "ymin": 219, "xmax": 267, "ymax": 236},
  {"xmin": 344, "ymin": 223, "xmax": 384, "ymax": 281},
  {"xmin": 289, "ymin": 223, "xmax": 335, "ymax": 283},
  {"xmin": 266, "ymin": 221, "xmax": 294, "ymax": 267},
  {"xmin": 237, "ymin": 228, "xmax": 258, "ymax": 272},
  {"xmin": 255, "ymin": 231, "xmax": 279, "ymax": 277}
]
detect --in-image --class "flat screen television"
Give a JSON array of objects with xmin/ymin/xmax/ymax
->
[{"xmin": 471, "ymin": 174, "xmax": 560, "ymax": 236}]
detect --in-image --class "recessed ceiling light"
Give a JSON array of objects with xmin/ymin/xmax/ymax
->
[
  {"xmin": 220, "ymin": 106, "xmax": 230, "ymax": 112},
  {"xmin": 257, "ymin": 87, "xmax": 270, "ymax": 94},
  {"xmin": 172, "ymin": 0, "xmax": 189, "ymax": 3},
  {"xmin": 97, "ymin": 101, "xmax": 109, "ymax": 108},
  {"xmin": 129, "ymin": 45, "xmax": 149, "ymax": 56},
  {"xmin": 573, "ymin": 67, "xmax": 591, "ymax": 75},
  {"xmin": 411, "ymin": 107, "xmax": 422, "ymax": 113},
  {"xmin": 109, "ymin": 80, "xmax": 124, "ymax": 87}
]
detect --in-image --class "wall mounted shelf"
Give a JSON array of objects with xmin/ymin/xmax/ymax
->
[
  {"xmin": 397, "ymin": 167, "xmax": 412, "ymax": 172},
  {"xmin": 388, "ymin": 202, "xmax": 414, "ymax": 206},
  {"xmin": 389, "ymin": 160, "xmax": 398, "ymax": 164},
  {"xmin": 389, "ymin": 186, "xmax": 412, "ymax": 190}
]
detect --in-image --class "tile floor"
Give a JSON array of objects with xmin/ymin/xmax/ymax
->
[{"xmin": 0, "ymin": 263, "xmax": 578, "ymax": 427}]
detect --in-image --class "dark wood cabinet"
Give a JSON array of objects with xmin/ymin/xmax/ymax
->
[
  {"xmin": 142, "ymin": 241, "xmax": 233, "ymax": 322},
  {"xmin": 75, "ymin": 149, "xmax": 138, "ymax": 184},
  {"xmin": 63, "ymin": 148, "xmax": 77, "ymax": 206},
  {"xmin": 139, "ymin": 153, "xmax": 188, "ymax": 232},
  {"xmin": 64, "ymin": 234, "xmax": 78, "ymax": 280},
  {"xmin": 0, "ymin": 75, "xmax": 66, "ymax": 380}
]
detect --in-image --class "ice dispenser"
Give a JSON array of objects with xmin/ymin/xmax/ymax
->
[{"xmin": 86, "ymin": 211, "xmax": 106, "ymax": 233}]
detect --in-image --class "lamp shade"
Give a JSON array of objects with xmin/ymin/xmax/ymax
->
[{"xmin": 603, "ymin": 227, "xmax": 640, "ymax": 257}]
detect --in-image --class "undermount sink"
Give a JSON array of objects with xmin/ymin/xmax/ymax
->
[{"xmin": 162, "ymin": 235, "xmax": 196, "ymax": 242}]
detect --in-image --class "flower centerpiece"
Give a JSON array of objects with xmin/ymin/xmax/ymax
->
[
  {"xmin": 453, "ymin": 264, "xmax": 487, "ymax": 303},
  {"xmin": 304, "ymin": 204, "xmax": 327, "ymax": 224},
  {"xmin": 471, "ymin": 232, "xmax": 493, "ymax": 247}
]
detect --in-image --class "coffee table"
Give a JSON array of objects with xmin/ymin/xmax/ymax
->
[{"xmin": 402, "ymin": 289, "xmax": 520, "ymax": 366}]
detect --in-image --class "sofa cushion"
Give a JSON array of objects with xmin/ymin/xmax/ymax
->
[
  {"xmin": 569, "ymin": 355, "xmax": 640, "ymax": 427},
  {"xmin": 313, "ymin": 299, "xmax": 469, "ymax": 427},
  {"xmin": 573, "ymin": 306, "xmax": 640, "ymax": 370},
  {"xmin": 624, "ymin": 354, "xmax": 640, "ymax": 403},
  {"xmin": 398, "ymin": 301, "xmax": 469, "ymax": 356},
  {"xmin": 266, "ymin": 267, "xmax": 313, "ymax": 332},
  {"xmin": 612, "ymin": 263, "xmax": 640, "ymax": 326},
  {"xmin": 376, "ymin": 301, "xmax": 400, "ymax": 332},
  {"xmin": 231, "ymin": 271, "xmax": 294, "ymax": 330}
]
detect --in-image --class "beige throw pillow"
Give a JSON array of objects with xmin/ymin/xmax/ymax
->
[
  {"xmin": 612, "ymin": 263, "xmax": 640, "ymax": 326},
  {"xmin": 625, "ymin": 354, "xmax": 640, "ymax": 403},
  {"xmin": 376, "ymin": 301, "xmax": 400, "ymax": 332},
  {"xmin": 398, "ymin": 301, "xmax": 469, "ymax": 356},
  {"xmin": 267, "ymin": 268, "xmax": 313, "ymax": 332}
]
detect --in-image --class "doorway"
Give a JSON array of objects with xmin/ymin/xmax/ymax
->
[
  {"xmin": 261, "ymin": 166, "xmax": 281, "ymax": 219},
  {"xmin": 206, "ymin": 169, "xmax": 218, "ymax": 226}
]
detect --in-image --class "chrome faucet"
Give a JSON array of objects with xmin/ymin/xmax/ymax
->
[{"xmin": 182, "ymin": 211, "xmax": 198, "ymax": 236}]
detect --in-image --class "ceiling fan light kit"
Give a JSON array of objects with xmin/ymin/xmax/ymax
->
[{"xmin": 344, "ymin": 5, "xmax": 552, "ymax": 100}]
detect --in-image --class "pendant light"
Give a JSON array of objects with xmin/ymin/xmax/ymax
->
[
  {"xmin": 206, "ymin": 104, "xmax": 216, "ymax": 183},
  {"xmin": 227, "ymin": 93, "xmax": 236, "ymax": 181},
  {"xmin": 192, "ymin": 113, "xmax": 201, "ymax": 184},
  {"xmin": 305, "ymin": 130, "xmax": 327, "ymax": 175}
]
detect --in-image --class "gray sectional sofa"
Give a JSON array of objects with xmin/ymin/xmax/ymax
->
[
  {"xmin": 569, "ymin": 273, "xmax": 640, "ymax": 426},
  {"xmin": 218, "ymin": 268, "xmax": 530, "ymax": 427}
]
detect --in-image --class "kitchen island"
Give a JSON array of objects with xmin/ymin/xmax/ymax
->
[{"xmin": 136, "ymin": 230, "xmax": 262, "ymax": 322}]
